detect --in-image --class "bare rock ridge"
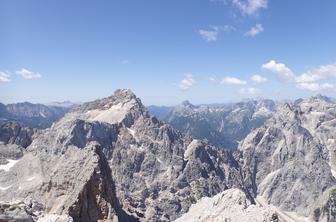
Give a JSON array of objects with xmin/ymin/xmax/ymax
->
[
  {"xmin": 175, "ymin": 188, "xmax": 278, "ymax": 222},
  {"xmin": 237, "ymin": 95, "xmax": 336, "ymax": 221},
  {"xmin": 1, "ymin": 89, "xmax": 336, "ymax": 222},
  {"xmin": 0, "ymin": 89, "xmax": 243, "ymax": 221}
]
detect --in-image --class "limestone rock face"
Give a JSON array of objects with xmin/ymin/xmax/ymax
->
[
  {"xmin": 0, "ymin": 89, "xmax": 242, "ymax": 221},
  {"xmin": 2, "ymin": 90, "xmax": 335, "ymax": 222},
  {"xmin": 238, "ymin": 96, "xmax": 336, "ymax": 220},
  {"xmin": 174, "ymin": 188, "xmax": 278, "ymax": 222},
  {"xmin": 312, "ymin": 188, "xmax": 336, "ymax": 222},
  {"xmin": 0, "ymin": 119, "xmax": 36, "ymax": 148}
]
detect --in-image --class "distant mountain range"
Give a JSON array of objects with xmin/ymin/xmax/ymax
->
[
  {"xmin": 0, "ymin": 101, "xmax": 77, "ymax": 129},
  {"xmin": 149, "ymin": 99, "xmax": 278, "ymax": 149}
]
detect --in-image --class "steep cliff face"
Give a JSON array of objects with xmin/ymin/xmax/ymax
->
[
  {"xmin": 0, "ymin": 119, "xmax": 36, "ymax": 148},
  {"xmin": 313, "ymin": 189, "xmax": 336, "ymax": 222},
  {"xmin": 238, "ymin": 96, "xmax": 336, "ymax": 220},
  {"xmin": 0, "ymin": 142, "xmax": 133, "ymax": 222}
]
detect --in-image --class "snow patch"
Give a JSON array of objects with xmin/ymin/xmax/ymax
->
[
  {"xmin": 0, "ymin": 185, "xmax": 12, "ymax": 191},
  {"xmin": 328, "ymin": 162, "xmax": 336, "ymax": 179},
  {"xmin": 40, "ymin": 111, "xmax": 47, "ymax": 118},
  {"xmin": 0, "ymin": 159, "xmax": 20, "ymax": 172},
  {"xmin": 253, "ymin": 106, "xmax": 272, "ymax": 118},
  {"xmin": 331, "ymin": 169, "xmax": 336, "ymax": 179},
  {"xmin": 88, "ymin": 100, "xmax": 135, "ymax": 124},
  {"xmin": 310, "ymin": 111, "xmax": 325, "ymax": 116},
  {"xmin": 259, "ymin": 169, "xmax": 280, "ymax": 189},
  {"xmin": 37, "ymin": 214, "xmax": 73, "ymax": 222},
  {"xmin": 327, "ymin": 138, "xmax": 335, "ymax": 144},
  {"xmin": 128, "ymin": 128, "xmax": 135, "ymax": 136},
  {"xmin": 26, "ymin": 176, "xmax": 35, "ymax": 182},
  {"xmin": 232, "ymin": 108, "xmax": 241, "ymax": 113},
  {"xmin": 184, "ymin": 140, "xmax": 201, "ymax": 160}
]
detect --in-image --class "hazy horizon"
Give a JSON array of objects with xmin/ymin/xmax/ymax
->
[{"xmin": 0, "ymin": 88, "xmax": 331, "ymax": 107}]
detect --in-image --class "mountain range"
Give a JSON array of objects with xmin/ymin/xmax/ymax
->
[
  {"xmin": 0, "ymin": 102, "xmax": 76, "ymax": 129},
  {"xmin": 149, "ymin": 99, "xmax": 277, "ymax": 149},
  {"xmin": 0, "ymin": 90, "xmax": 335, "ymax": 222}
]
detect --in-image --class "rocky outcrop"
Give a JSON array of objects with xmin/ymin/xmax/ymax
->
[
  {"xmin": 0, "ymin": 119, "xmax": 36, "ymax": 148},
  {"xmin": 238, "ymin": 96, "xmax": 336, "ymax": 220},
  {"xmin": 313, "ymin": 188, "xmax": 336, "ymax": 222},
  {"xmin": 0, "ymin": 201, "xmax": 34, "ymax": 222},
  {"xmin": 175, "ymin": 188, "xmax": 280, "ymax": 222}
]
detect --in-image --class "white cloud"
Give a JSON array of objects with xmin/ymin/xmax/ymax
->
[
  {"xmin": 209, "ymin": 77, "xmax": 216, "ymax": 82},
  {"xmin": 251, "ymin": 74, "xmax": 267, "ymax": 83},
  {"xmin": 222, "ymin": 25, "xmax": 236, "ymax": 33},
  {"xmin": 245, "ymin": 23, "xmax": 264, "ymax": 37},
  {"xmin": 221, "ymin": 76, "xmax": 247, "ymax": 85},
  {"xmin": 179, "ymin": 74, "xmax": 196, "ymax": 91},
  {"xmin": 263, "ymin": 60, "xmax": 336, "ymax": 92},
  {"xmin": 263, "ymin": 60, "xmax": 336, "ymax": 84},
  {"xmin": 16, "ymin": 68, "xmax": 42, "ymax": 79},
  {"xmin": 232, "ymin": 0, "xmax": 268, "ymax": 16},
  {"xmin": 296, "ymin": 82, "xmax": 334, "ymax": 91},
  {"xmin": 0, "ymin": 71, "xmax": 11, "ymax": 82},
  {"xmin": 240, "ymin": 87, "xmax": 258, "ymax": 94},
  {"xmin": 295, "ymin": 64, "xmax": 336, "ymax": 83},
  {"xmin": 199, "ymin": 26, "xmax": 219, "ymax": 42},
  {"xmin": 262, "ymin": 60, "xmax": 296, "ymax": 82},
  {"xmin": 199, "ymin": 25, "xmax": 235, "ymax": 42}
]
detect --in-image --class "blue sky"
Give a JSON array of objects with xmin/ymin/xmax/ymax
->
[{"xmin": 1, "ymin": 0, "xmax": 336, "ymax": 105}]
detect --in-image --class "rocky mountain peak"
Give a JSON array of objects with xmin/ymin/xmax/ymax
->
[
  {"xmin": 169, "ymin": 100, "xmax": 200, "ymax": 118},
  {"xmin": 75, "ymin": 89, "xmax": 142, "ymax": 112},
  {"xmin": 238, "ymin": 95, "xmax": 336, "ymax": 220},
  {"xmin": 301, "ymin": 94, "xmax": 335, "ymax": 105},
  {"xmin": 0, "ymin": 90, "xmax": 246, "ymax": 221},
  {"xmin": 312, "ymin": 94, "xmax": 334, "ymax": 102},
  {"xmin": 180, "ymin": 100, "xmax": 195, "ymax": 108},
  {"xmin": 173, "ymin": 100, "xmax": 196, "ymax": 112},
  {"xmin": 70, "ymin": 89, "xmax": 148, "ymax": 127}
]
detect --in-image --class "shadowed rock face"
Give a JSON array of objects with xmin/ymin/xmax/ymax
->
[
  {"xmin": 0, "ymin": 89, "xmax": 243, "ymax": 221},
  {"xmin": 238, "ymin": 96, "xmax": 336, "ymax": 219},
  {"xmin": 0, "ymin": 119, "xmax": 36, "ymax": 148}
]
